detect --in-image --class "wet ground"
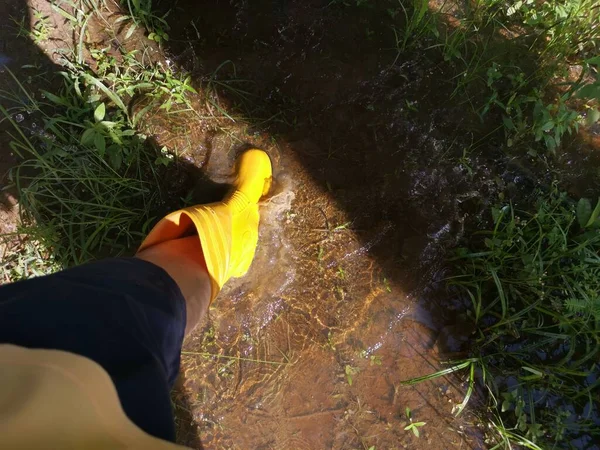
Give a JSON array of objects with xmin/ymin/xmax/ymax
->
[
  {"xmin": 173, "ymin": 146, "xmax": 484, "ymax": 449},
  {"xmin": 155, "ymin": 2, "xmax": 498, "ymax": 448},
  {"xmin": 2, "ymin": 0, "xmax": 600, "ymax": 448}
]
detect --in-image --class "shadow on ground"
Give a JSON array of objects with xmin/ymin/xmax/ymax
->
[{"xmin": 126, "ymin": 1, "xmax": 600, "ymax": 447}]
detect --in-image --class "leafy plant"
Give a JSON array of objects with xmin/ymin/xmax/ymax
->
[
  {"xmin": 0, "ymin": 0, "xmax": 200, "ymax": 267},
  {"xmin": 403, "ymin": 407, "xmax": 426, "ymax": 437},
  {"xmin": 575, "ymin": 57, "xmax": 600, "ymax": 114},
  {"xmin": 0, "ymin": 79, "xmax": 162, "ymax": 265},
  {"xmin": 345, "ymin": 364, "xmax": 359, "ymax": 385},
  {"xmin": 119, "ymin": 0, "xmax": 170, "ymax": 43},
  {"xmin": 0, "ymin": 232, "xmax": 60, "ymax": 283},
  {"xmin": 11, "ymin": 10, "xmax": 54, "ymax": 45},
  {"xmin": 402, "ymin": 188, "xmax": 600, "ymax": 448},
  {"xmin": 31, "ymin": 10, "xmax": 54, "ymax": 44},
  {"xmin": 391, "ymin": 0, "xmax": 439, "ymax": 59}
]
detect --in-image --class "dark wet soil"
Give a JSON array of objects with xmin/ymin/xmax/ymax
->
[{"xmin": 0, "ymin": 0, "xmax": 55, "ymax": 236}]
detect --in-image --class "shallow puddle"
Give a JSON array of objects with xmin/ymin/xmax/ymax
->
[
  {"xmin": 154, "ymin": 1, "xmax": 504, "ymax": 448},
  {"xmin": 175, "ymin": 149, "xmax": 484, "ymax": 449}
]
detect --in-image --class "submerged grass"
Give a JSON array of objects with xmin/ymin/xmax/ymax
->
[{"xmin": 404, "ymin": 188, "xmax": 600, "ymax": 448}]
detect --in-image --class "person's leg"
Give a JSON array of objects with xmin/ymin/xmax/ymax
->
[
  {"xmin": 135, "ymin": 149, "xmax": 273, "ymax": 335},
  {"xmin": 0, "ymin": 257, "xmax": 187, "ymax": 442},
  {"xmin": 0, "ymin": 238, "xmax": 213, "ymax": 442},
  {"xmin": 0, "ymin": 149, "xmax": 272, "ymax": 442},
  {"xmin": 136, "ymin": 235, "xmax": 211, "ymax": 336}
]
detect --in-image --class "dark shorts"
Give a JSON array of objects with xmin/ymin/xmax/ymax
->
[{"xmin": 0, "ymin": 258, "xmax": 186, "ymax": 442}]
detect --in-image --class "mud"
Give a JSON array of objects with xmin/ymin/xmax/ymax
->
[
  {"xmin": 156, "ymin": 1, "xmax": 600, "ymax": 448},
  {"xmin": 152, "ymin": 2, "xmax": 500, "ymax": 448},
  {"xmin": 176, "ymin": 149, "xmax": 484, "ymax": 449}
]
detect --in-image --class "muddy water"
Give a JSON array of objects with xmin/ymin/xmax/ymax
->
[
  {"xmin": 154, "ymin": 1, "xmax": 508, "ymax": 448},
  {"xmin": 175, "ymin": 146, "xmax": 485, "ymax": 450}
]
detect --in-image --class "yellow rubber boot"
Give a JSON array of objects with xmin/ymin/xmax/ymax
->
[{"xmin": 138, "ymin": 149, "xmax": 273, "ymax": 303}]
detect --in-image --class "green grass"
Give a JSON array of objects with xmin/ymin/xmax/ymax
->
[
  {"xmin": 391, "ymin": 0, "xmax": 438, "ymax": 58},
  {"xmin": 403, "ymin": 188, "xmax": 600, "ymax": 448},
  {"xmin": 385, "ymin": 0, "xmax": 600, "ymax": 154},
  {"xmin": 0, "ymin": 0, "xmax": 199, "ymax": 270},
  {"xmin": 11, "ymin": 9, "xmax": 54, "ymax": 45},
  {"xmin": 119, "ymin": 0, "xmax": 170, "ymax": 44},
  {"xmin": 0, "ymin": 232, "xmax": 60, "ymax": 282},
  {"xmin": 0, "ymin": 71, "xmax": 162, "ymax": 266}
]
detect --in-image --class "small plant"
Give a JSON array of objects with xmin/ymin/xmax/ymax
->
[
  {"xmin": 11, "ymin": 10, "xmax": 54, "ymax": 45},
  {"xmin": 391, "ymin": 0, "xmax": 438, "ymax": 60},
  {"xmin": 205, "ymin": 60, "xmax": 255, "ymax": 118},
  {"xmin": 370, "ymin": 355, "xmax": 382, "ymax": 366},
  {"xmin": 0, "ymin": 11, "xmax": 198, "ymax": 266},
  {"xmin": 575, "ymin": 56, "xmax": 600, "ymax": 123},
  {"xmin": 531, "ymin": 94, "xmax": 580, "ymax": 153},
  {"xmin": 85, "ymin": 48, "xmax": 198, "ymax": 119},
  {"xmin": 326, "ymin": 331, "xmax": 337, "ymax": 351},
  {"xmin": 383, "ymin": 277, "xmax": 392, "ymax": 292},
  {"xmin": 119, "ymin": 0, "xmax": 170, "ymax": 43},
  {"xmin": 31, "ymin": 10, "xmax": 53, "ymax": 44},
  {"xmin": 358, "ymin": 349, "xmax": 383, "ymax": 366},
  {"xmin": 345, "ymin": 364, "xmax": 359, "ymax": 386},
  {"xmin": 0, "ymin": 232, "xmax": 60, "ymax": 283},
  {"xmin": 403, "ymin": 407, "xmax": 426, "ymax": 437},
  {"xmin": 1, "ymin": 83, "xmax": 161, "ymax": 266}
]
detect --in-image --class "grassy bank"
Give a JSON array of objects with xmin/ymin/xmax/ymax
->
[
  {"xmin": 406, "ymin": 189, "xmax": 600, "ymax": 448},
  {"xmin": 1, "ymin": 0, "xmax": 198, "ymax": 277},
  {"xmin": 343, "ymin": 0, "xmax": 600, "ymax": 154},
  {"xmin": 375, "ymin": 0, "xmax": 600, "ymax": 447}
]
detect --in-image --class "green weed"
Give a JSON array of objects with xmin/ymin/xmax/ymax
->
[
  {"xmin": 345, "ymin": 364, "xmax": 359, "ymax": 385},
  {"xmin": 0, "ymin": 0, "xmax": 200, "ymax": 267},
  {"xmin": 119, "ymin": 0, "xmax": 170, "ymax": 43},
  {"xmin": 0, "ymin": 232, "xmax": 60, "ymax": 283},
  {"xmin": 205, "ymin": 60, "xmax": 255, "ymax": 121},
  {"xmin": 403, "ymin": 407, "xmax": 426, "ymax": 437},
  {"xmin": 0, "ymin": 79, "xmax": 162, "ymax": 265},
  {"xmin": 391, "ymin": 0, "xmax": 439, "ymax": 60},
  {"xmin": 387, "ymin": 0, "xmax": 600, "ymax": 153},
  {"xmin": 469, "ymin": 1, "xmax": 599, "ymax": 152},
  {"xmin": 402, "ymin": 188, "xmax": 600, "ymax": 448},
  {"xmin": 85, "ymin": 47, "xmax": 198, "ymax": 116},
  {"xmin": 11, "ymin": 10, "xmax": 54, "ymax": 45},
  {"xmin": 31, "ymin": 10, "xmax": 54, "ymax": 44}
]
